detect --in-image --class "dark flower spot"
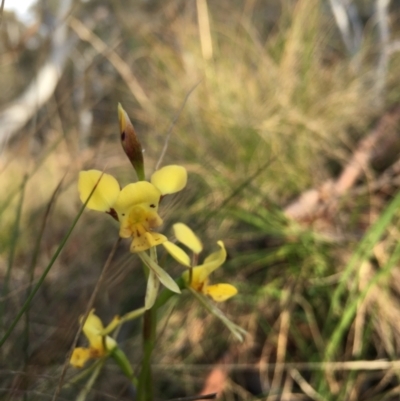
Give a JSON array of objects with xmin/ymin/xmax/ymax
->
[
  {"xmin": 150, "ymin": 204, "xmax": 155, "ymax": 208},
  {"xmin": 107, "ymin": 208, "xmax": 119, "ymax": 222},
  {"xmin": 121, "ymin": 132, "xmax": 126, "ymax": 141}
]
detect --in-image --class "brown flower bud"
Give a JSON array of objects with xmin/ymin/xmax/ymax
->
[{"xmin": 118, "ymin": 103, "xmax": 145, "ymax": 180}]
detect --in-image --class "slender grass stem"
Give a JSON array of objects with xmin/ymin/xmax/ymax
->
[
  {"xmin": 0, "ymin": 170, "xmax": 105, "ymax": 348},
  {"xmin": 0, "ymin": 196, "xmax": 86, "ymax": 348},
  {"xmin": 317, "ymin": 239, "xmax": 400, "ymax": 395},
  {"xmin": 327, "ymin": 190, "xmax": 400, "ymax": 322},
  {"xmin": 22, "ymin": 177, "xmax": 64, "ymax": 401},
  {"xmin": 0, "ymin": 174, "xmax": 28, "ymax": 330},
  {"xmin": 76, "ymin": 359, "xmax": 105, "ymax": 401}
]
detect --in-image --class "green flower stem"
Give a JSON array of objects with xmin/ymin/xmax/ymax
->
[
  {"xmin": 135, "ymin": 268, "xmax": 185, "ymax": 400},
  {"xmin": 111, "ymin": 347, "xmax": 138, "ymax": 387},
  {"xmin": 137, "ymin": 247, "xmax": 158, "ymax": 401},
  {"xmin": 138, "ymin": 307, "xmax": 156, "ymax": 401},
  {"xmin": 100, "ymin": 307, "xmax": 146, "ymax": 336}
]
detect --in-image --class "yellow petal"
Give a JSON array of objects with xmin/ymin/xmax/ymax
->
[
  {"xmin": 70, "ymin": 347, "xmax": 92, "ymax": 368},
  {"xmin": 173, "ymin": 223, "xmax": 203, "ymax": 254},
  {"xmin": 114, "ymin": 182, "xmax": 161, "ymax": 216},
  {"xmin": 82, "ymin": 310, "xmax": 104, "ymax": 351},
  {"xmin": 203, "ymin": 241, "xmax": 226, "ymax": 265},
  {"xmin": 163, "ymin": 241, "xmax": 191, "ymax": 267},
  {"xmin": 184, "ymin": 241, "xmax": 227, "ymax": 285},
  {"xmin": 78, "ymin": 170, "xmax": 120, "ymax": 212},
  {"xmin": 205, "ymin": 283, "xmax": 238, "ymax": 302},
  {"xmin": 130, "ymin": 231, "xmax": 167, "ymax": 253},
  {"xmin": 187, "ymin": 274, "xmax": 207, "ymax": 293},
  {"xmin": 101, "ymin": 315, "xmax": 121, "ymax": 336},
  {"xmin": 150, "ymin": 165, "xmax": 187, "ymax": 195}
]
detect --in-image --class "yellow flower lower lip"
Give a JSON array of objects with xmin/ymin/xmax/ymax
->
[{"xmin": 130, "ymin": 231, "xmax": 167, "ymax": 253}]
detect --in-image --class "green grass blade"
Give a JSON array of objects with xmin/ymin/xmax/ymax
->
[
  {"xmin": 0, "ymin": 170, "xmax": 102, "ymax": 348},
  {"xmin": 0, "ymin": 174, "xmax": 28, "ymax": 328},
  {"xmin": 330, "ymin": 190, "xmax": 400, "ymax": 316}
]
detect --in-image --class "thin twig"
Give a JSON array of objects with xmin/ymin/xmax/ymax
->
[
  {"xmin": 69, "ymin": 16, "xmax": 153, "ymax": 112},
  {"xmin": 0, "ymin": 176, "xmax": 89, "ymax": 348},
  {"xmin": 289, "ymin": 369, "xmax": 328, "ymax": 401},
  {"xmin": 294, "ymin": 296, "xmax": 325, "ymax": 355},
  {"xmin": 23, "ymin": 175, "xmax": 66, "ymax": 382},
  {"xmin": 162, "ymin": 393, "xmax": 217, "ymax": 401},
  {"xmin": 152, "ymin": 359, "xmax": 400, "ymax": 371},
  {"xmin": 155, "ymin": 81, "xmax": 202, "ymax": 170},
  {"xmin": 0, "ymin": 174, "xmax": 28, "ymax": 329},
  {"xmin": 375, "ymin": 0, "xmax": 391, "ymax": 102},
  {"xmin": 267, "ymin": 287, "xmax": 292, "ymax": 401},
  {"xmin": 0, "ymin": 0, "xmax": 5, "ymax": 28},
  {"xmin": 51, "ymin": 237, "xmax": 121, "ymax": 401}
]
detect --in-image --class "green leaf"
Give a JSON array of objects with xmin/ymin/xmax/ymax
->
[
  {"xmin": 138, "ymin": 251, "xmax": 181, "ymax": 294},
  {"xmin": 145, "ymin": 269, "xmax": 160, "ymax": 310}
]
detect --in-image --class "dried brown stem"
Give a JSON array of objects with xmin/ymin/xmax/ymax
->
[{"xmin": 284, "ymin": 106, "xmax": 400, "ymax": 221}]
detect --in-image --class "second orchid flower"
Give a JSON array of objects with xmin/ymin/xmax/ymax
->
[{"xmin": 163, "ymin": 223, "xmax": 238, "ymax": 302}]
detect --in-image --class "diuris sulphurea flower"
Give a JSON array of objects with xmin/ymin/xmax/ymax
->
[
  {"xmin": 163, "ymin": 223, "xmax": 238, "ymax": 302},
  {"xmin": 78, "ymin": 165, "xmax": 187, "ymax": 253},
  {"xmin": 163, "ymin": 223, "xmax": 245, "ymax": 341},
  {"xmin": 70, "ymin": 310, "xmax": 117, "ymax": 368}
]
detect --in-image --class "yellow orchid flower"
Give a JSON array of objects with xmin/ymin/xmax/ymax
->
[
  {"xmin": 78, "ymin": 165, "xmax": 187, "ymax": 253},
  {"xmin": 163, "ymin": 224, "xmax": 238, "ymax": 302},
  {"xmin": 70, "ymin": 310, "xmax": 117, "ymax": 368}
]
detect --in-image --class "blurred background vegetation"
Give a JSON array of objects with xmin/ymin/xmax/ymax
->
[{"xmin": 2, "ymin": 0, "xmax": 400, "ymax": 399}]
